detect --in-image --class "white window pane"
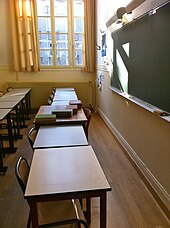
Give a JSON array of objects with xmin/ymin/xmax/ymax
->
[
  {"xmin": 75, "ymin": 41, "xmax": 83, "ymax": 49},
  {"xmin": 56, "ymin": 34, "xmax": 68, "ymax": 49},
  {"xmin": 54, "ymin": 0, "xmax": 67, "ymax": 16},
  {"xmin": 39, "ymin": 34, "xmax": 52, "ymax": 49},
  {"xmin": 40, "ymin": 51, "xmax": 53, "ymax": 65},
  {"xmin": 75, "ymin": 50, "xmax": 82, "ymax": 65},
  {"xmin": 74, "ymin": 18, "xmax": 83, "ymax": 33},
  {"xmin": 38, "ymin": 18, "xmax": 51, "ymax": 32},
  {"xmin": 37, "ymin": 0, "xmax": 50, "ymax": 16},
  {"xmin": 55, "ymin": 18, "xmax": 68, "ymax": 33},
  {"xmin": 75, "ymin": 34, "xmax": 83, "ymax": 48},
  {"xmin": 57, "ymin": 50, "xmax": 69, "ymax": 65},
  {"xmin": 74, "ymin": 0, "xmax": 84, "ymax": 17}
]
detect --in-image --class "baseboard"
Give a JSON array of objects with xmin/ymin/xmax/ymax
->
[{"xmin": 98, "ymin": 108, "xmax": 170, "ymax": 219}]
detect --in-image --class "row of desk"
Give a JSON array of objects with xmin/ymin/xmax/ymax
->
[
  {"xmin": 0, "ymin": 88, "xmax": 31, "ymax": 174},
  {"xmin": 23, "ymin": 87, "xmax": 111, "ymax": 228}
]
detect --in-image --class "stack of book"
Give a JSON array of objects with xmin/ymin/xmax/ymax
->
[
  {"xmin": 65, "ymin": 105, "xmax": 78, "ymax": 114},
  {"xmin": 69, "ymin": 100, "xmax": 82, "ymax": 109},
  {"xmin": 52, "ymin": 109, "xmax": 73, "ymax": 118}
]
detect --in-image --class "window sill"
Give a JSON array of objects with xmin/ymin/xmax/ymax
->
[{"xmin": 39, "ymin": 67, "xmax": 83, "ymax": 72}]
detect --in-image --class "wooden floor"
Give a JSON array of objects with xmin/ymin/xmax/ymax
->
[{"xmin": 0, "ymin": 112, "xmax": 169, "ymax": 228}]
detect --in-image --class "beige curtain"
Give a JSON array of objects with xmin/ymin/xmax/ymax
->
[
  {"xmin": 9, "ymin": 0, "xmax": 40, "ymax": 72},
  {"xmin": 83, "ymin": 0, "xmax": 96, "ymax": 73}
]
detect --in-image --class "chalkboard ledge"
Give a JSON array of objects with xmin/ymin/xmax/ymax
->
[{"xmin": 109, "ymin": 86, "xmax": 170, "ymax": 123}]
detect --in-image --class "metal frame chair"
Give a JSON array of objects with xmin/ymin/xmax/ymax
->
[
  {"xmin": 27, "ymin": 127, "xmax": 37, "ymax": 151},
  {"xmin": 15, "ymin": 157, "xmax": 88, "ymax": 228},
  {"xmin": 82, "ymin": 107, "xmax": 92, "ymax": 140}
]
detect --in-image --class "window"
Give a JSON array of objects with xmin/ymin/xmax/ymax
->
[{"xmin": 36, "ymin": 0, "xmax": 84, "ymax": 68}]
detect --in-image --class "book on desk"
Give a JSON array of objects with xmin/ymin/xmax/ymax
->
[
  {"xmin": 35, "ymin": 114, "xmax": 56, "ymax": 123},
  {"xmin": 52, "ymin": 109, "xmax": 73, "ymax": 118},
  {"xmin": 69, "ymin": 100, "xmax": 82, "ymax": 109}
]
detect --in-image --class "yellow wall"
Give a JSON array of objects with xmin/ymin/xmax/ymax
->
[{"xmin": 96, "ymin": 0, "xmax": 170, "ymax": 211}]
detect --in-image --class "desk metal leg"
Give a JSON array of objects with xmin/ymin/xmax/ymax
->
[
  {"xmin": 25, "ymin": 92, "xmax": 31, "ymax": 120},
  {"xmin": 0, "ymin": 113, "xmax": 17, "ymax": 154},
  {"xmin": 100, "ymin": 192, "xmax": 107, "ymax": 228},
  {"xmin": 0, "ymin": 135, "xmax": 7, "ymax": 174},
  {"xmin": 15, "ymin": 107, "xmax": 23, "ymax": 139},
  {"xmin": 6, "ymin": 113, "xmax": 17, "ymax": 153},
  {"xmin": 20, "ymin": 100, "xmax": 27, "ymax": 128},
  {"xmin": 86, "ymin": 198, "xmax": 91, "ymax": 224},
  {"xmin": 28, "ymin": 201, "xmax": 39, "ymax": 228}
]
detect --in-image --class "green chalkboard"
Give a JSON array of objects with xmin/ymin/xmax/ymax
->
[{"xmin": 111, "ymin": 1, "xmax": 170, "ymax": 113}]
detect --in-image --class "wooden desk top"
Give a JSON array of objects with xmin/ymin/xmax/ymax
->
[
  {"xmin": 36, "ymin": 105, "xmax": 77, "ymax": 115},
  {"xmin": 25, "ymin": 146, "xmax": 111, "ymax": 197},
  {"xmin": 33, "ymin": 125, "xmax": 88, "ymax": 149},
  {"xmin": 34, "ymin": 108, "xmax": 87, "ymax": 125},
  {"xmin": 0, "ymin": 109, "xmax": 12, "ymax": 120},
  {"xmin": 55, "ymin": 88, "xmax": 75, "ymax": 91},
  {"xmin": 53, "ymin": 92, "xmax": 78, "ymax": 101},
  {"xmin": 5, "ymin": 88, "xmax": 31, "ymax": 95},
  {"xmin": 0, "ymin": 100, "xmax": 20, "ymax": 109},
  {"xmin": 53, "ymin": 96, "xmax": 78, "ymax": 101},
  {"xmin": 55, "ymin": 90, "xmax": 76, "ymax": 95},
  {"xmin": 55, "ymin": 109, "xmax": 86, "ymax": 123},
  {"xmin": 0, "ymin": 95, "xmax": 25, "ymax": 101},
  {"xmin": 51, "ymin": 100, "xmax": 70, "ymax": 105}
]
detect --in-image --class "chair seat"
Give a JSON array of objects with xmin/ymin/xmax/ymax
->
[{"xmin": 38, "ymin": 199, "xmax": 86, "ymax": 227}]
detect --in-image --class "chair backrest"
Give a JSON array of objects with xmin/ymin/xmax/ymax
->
[
  {"xmin": 7, "ymin": 87, "xmax": 13, "ymax": 92},
  {"xmin": 0, "ymin": 91, "xmax": 4, "ymax": 97},
  {"xmin": 47, "ymin": 98, "xmax": 52, "ymax": 105},
  {"xmin": 28, "ymin": 127, "xmax": 37, "ymax": 150},
  {"xmin": 49, "ymin": 93, "xmax": 54, "ymax": 101},
  {"xmin": 51, "ymin": 88, "xmax": 56, "ymax": 95},
  {"xmin": 83, "ymin": 107, "xmax": 92, "ymax": 139},
  {"xmin": 15, "ymin": 157, "xmax": 30, "ymax": 193}
]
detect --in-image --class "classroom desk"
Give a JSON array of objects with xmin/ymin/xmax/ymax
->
[
  {"xmin": 25, "ymin": 146, "xmax": 111, "ymax": 228},
  {"xmin": 33, "ymin": 125, "xmax": 88, "ymax": 149},
  {"xmin": 52, "ymin": 100, "xmax": 70, "ymax": 105},
  {"xmin": 53, "ymin": 95, "xmax": 78, "ymax": 101},
  {"xmin": 0, "ymin": 95, "xmax": 27, "ymax": 128},
  {"xmin": 3, "ymin": 88, "xmax": 32, "ymax": 119},
  {"xmin": 35, "ymin": 105, "xmax": 78, "ymax": 115},
  {"xmin": 0, "ymin": 95, "xmax": 25, "ymax": 101},
  {"xmin": 55, "ymin": 90, "xmax": 76, "ymax": 95},
  {"xmin": 53, "ymin": 91, "xmax": 78, "ymax": 101},
  {"xmin": 0, "ymin": 141, "xmax": 7, "ymax": 174},
  {"xmin": 34, "ymin": 107, "xmax": 87, "ymax": 128},
  {"xmin": 0, "ymin": 108, "xmax": 17, "ymax": 152},
  {"xmin": 4, "ymin": 88, "xmax": 31, "ymax": 95},
  {"xmin": 0, "ymin": 109, "xmax": 16, "ymax": 174},
  {"xmin": 0, "ymin": 101, "xmax": 23, "ymax": 139},
  {"xmin": 55, "ymin": 87, "xmax": 75, "ymax": 91}
]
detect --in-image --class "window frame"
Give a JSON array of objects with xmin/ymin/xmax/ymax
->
[{"xmin": 35, "ymin": 0, "xmax": 84, "ymax": 69}]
